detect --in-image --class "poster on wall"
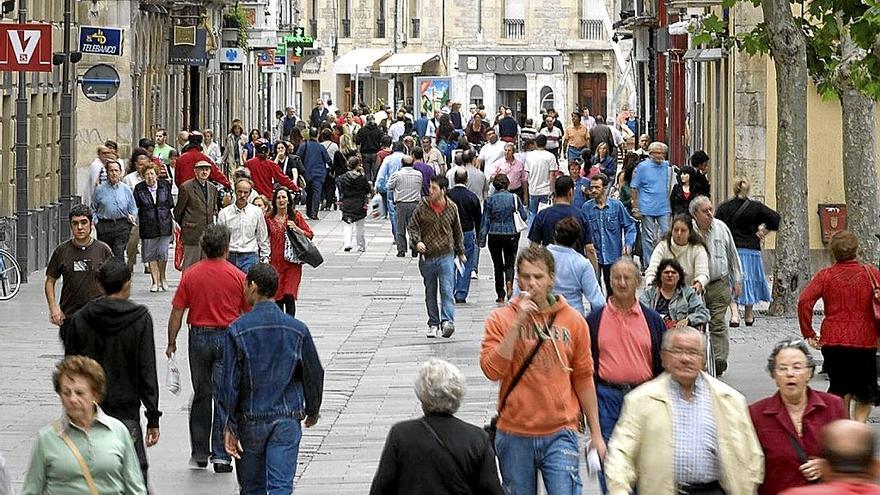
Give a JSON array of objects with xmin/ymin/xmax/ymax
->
[{"xmin": 414, "ymin": 77, "xmax": 451, "ymax": 118}]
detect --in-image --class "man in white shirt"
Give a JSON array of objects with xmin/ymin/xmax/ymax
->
[
  {"xmin": 524, "ymin": 134, "xmax": 559, "ymax": 218},
  {"xmin": 217, "ymin": 177, "xmax": 271, "ymax": 274},
  {"xmin": 388, "ymin": 115, "xmax": 407, "ymax": 143},
  {"xmin": 445, "ymin": 150, "xmax": 488, "ymax": 203},
  {"xmin": 84, "ymin": 145, "xmax": 116, "ymax": 206},
  {"xmin": 477, "ymin": 129, "xmax": 506, "ymax": 176}
]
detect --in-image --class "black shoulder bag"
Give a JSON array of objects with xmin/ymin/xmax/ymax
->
[{"xmin": 483, "ymin": 313, "xmax": 557, "ymax": 446}]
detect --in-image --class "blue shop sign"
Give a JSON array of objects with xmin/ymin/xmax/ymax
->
[{"xmin": 79, "ymin": 26, "xmax": 124, "ymax": 56}]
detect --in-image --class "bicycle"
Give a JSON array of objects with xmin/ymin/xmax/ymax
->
[{"xmin": 0, "ymin": 247, "xmax": 22, "ymax": 300}]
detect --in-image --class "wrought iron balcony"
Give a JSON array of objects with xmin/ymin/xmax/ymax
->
[
  {"xmin": 502, "ymin": 18, "xmax": 525, "ymax": 39},
  {"xmin": 580, "ymin": 19, "xmax": 603, "ymax": 40}
]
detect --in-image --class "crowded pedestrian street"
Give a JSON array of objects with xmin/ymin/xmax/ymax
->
[{"xmin": 0, "ymin": 210, "xmax": 845, "ymax": 494}]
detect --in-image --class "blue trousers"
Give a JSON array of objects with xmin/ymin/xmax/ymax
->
[
  {"xmin": 495, "ymin": 428, "xmax": 583, "ymax": 495},
  {"xmin": 228, "ymin": 252, "xmax": 258, "ymax": 274},
  {"xmin": 596, "ymin": 383, "xmax": 632, "ymax": 494},
  {"xmin": 188, "ymin": 326, "xmax": 230, "ymax": 464},
  {"xmin": 454, "ymin": 231, "xmax": 476, "ymax": 300},
  {"xmin": 418, "ymin": 254, "xmax": 455, "ymax": 326},
  {"xmin": 528, "ymin": 194, "xmax": 551, "ymax": 227},
  {"xmin": 386, "ymin": 193, "xmax": 398, "ymax": 240},
  {"xmin": 236, "ymin": 417, "xmax": 302, "ymax": 495}
]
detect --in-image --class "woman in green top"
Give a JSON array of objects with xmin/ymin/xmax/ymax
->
[{"xmin": 23, "ymin": 356, "xmax": 146, "ymax": 495}]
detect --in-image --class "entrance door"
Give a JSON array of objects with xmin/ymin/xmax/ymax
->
[
  {"xmin": 578, "ymin": 73, "xmax": 607, "ymax": 119},
  {"xmin": 498, "ymin": 91, "xmax": 527, "ymax": 126}
]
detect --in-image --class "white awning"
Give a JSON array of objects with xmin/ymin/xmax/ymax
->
[
  {"xmin": 378, "ymin": 52, "xmax": 439, "ymax": 74},
  {"xmin": 333, "ymin": 48, "xmax": 390, "ymax": 75}
]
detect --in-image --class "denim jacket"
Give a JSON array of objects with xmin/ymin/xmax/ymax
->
[
  {"xmin": 219, "ymin": 301, "xmax": 324, "ymax": 434},
  {"xmin": 582, "ymin": 198, "xmax": 637, "ymax": 265},
  {"xmin": 479, "ymin": 190, "xmax": 527, "ymax": 242}
]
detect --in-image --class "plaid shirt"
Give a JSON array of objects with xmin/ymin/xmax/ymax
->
[
  {"xmin": 408, "ymin": 198, "xmax": 465, "ymax": 259},
  {"xmin": 669, "ymin": 374, "xmax": 720, "ymax": 485}
]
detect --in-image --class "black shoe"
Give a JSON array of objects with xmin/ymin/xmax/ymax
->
[
  {"xmin": 455, "ymin": 298, "xmax": 467, "ymax": 304},
  {"xmin": 729, "ymin": 320, "xmax": 740, "ymax": 328},
  {"xmin": 744, "ymin": 317, "xmax": 755, "ymax": 327},
  {"xmin": 308, "ymin": 216, "xmax": 320, "ymax": 221},
  {"xmin": 344, "ymin": 247, "xmax": 352, "ymax": 252},
  {"xmin": 396, "ymin": 252, "xmax": 406, "ymax": 257},
  {"xmin": 213, "ymin": 463, "xmax": 233, "ymax": 473}
]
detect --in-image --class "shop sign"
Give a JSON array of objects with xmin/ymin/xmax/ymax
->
[
  {"xmin": 458, "ymin": 54, "xmax": 562, "ymax": 74},
  {"xmin": 79, "ymin": 26, "xmax": 123, "ymax": 56},
  {"xmin": 168, "ymin": 26, "xmax": 207, "ymax": 66}
]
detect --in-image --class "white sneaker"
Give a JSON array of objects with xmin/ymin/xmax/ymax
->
[
  {"xmin": 440, "ymin": 321, "xmax": 455, "ymax": 338},
  {"xmin": 426, "ymin": 325, "xmax": 439, "ymax": 338},
  {"xmin": 470, "ymin": 271, "xmax": 478, "ymax": 280},
  {"xmin": 150, "ymin": 284, "xmax": 159, "ymax": 293}
]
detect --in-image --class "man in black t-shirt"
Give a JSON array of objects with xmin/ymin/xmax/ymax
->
[
  {"xmin": 45, "ymin": 203, "xmax": 113, "ymax": 344},
  {"xmin": 528, "ymin": 175, "xmax": 599, "ymax": 273}
]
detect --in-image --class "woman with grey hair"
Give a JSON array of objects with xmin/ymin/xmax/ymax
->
[
  {"xmin": 747, "ymin": 338, "xmax": 847, "ymax": 494},
  {"xmin": 370, "ymin": 358, "xmax": 503, "ymax": 494}
]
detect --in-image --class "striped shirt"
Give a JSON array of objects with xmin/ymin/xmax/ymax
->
[
  {"xmin": 669, "ymin": 374, "xmax": 720, "ymax": 485},
  {"xmin": 388, "ymin": 167, "xmax": 424, "ymax": 203}
]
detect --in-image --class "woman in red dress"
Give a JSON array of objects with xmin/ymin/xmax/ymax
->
[{"xmin": 266, "ymin": 187, "xmax": 313, "ymax": 317}]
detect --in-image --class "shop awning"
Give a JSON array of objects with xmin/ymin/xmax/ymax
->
[
  {"xmin": 333, "ymin": 48, "xmax": 390, "ymax": 75},
  {"xmin": 379, "ymin": 52, "xmax": 439, "ymax": 74}
]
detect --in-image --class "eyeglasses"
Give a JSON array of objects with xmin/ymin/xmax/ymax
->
[
  {"xmin": 663, "ymin": 347, "xmax": 702, "ymax": 358},
  {"xmin": 774, "ymin": 365, "xmax": 811, "ymax": 375}
]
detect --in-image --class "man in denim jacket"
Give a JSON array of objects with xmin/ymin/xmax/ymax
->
[{"xmin": 219, "ymin": 263, "xmax": 324, "ymax": 493}]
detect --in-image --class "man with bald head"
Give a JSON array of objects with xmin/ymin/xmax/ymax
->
[{"xmin": 780, "ymin": 419, "xmax": 880, "ymax": 494}]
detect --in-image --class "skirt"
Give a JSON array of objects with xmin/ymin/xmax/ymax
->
[
  {"xmin": 822, "ymin": 346, "xmax": 880, "ymax": 405},
  {"xmin": 737, "ymin": 248, "xmax": 771, "ymax": 305},
  {"xmin": 141, "ymin": 235, "xmax": 172, "ymax": 262}
]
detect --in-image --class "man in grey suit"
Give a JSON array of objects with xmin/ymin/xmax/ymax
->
[{"xmin": 174, "ymin": 161, "xmax": 219, "ymax": 270}]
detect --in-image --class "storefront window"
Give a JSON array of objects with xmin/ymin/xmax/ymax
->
[
  {"xmin": 540, "ymin": 86, "xmax": 554, "ymax": 111},
  {"xmin": 470, "ymin": 85, "xmax": 484, "ymax": 107}
]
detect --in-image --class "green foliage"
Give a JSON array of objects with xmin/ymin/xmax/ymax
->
[{"xmin": 222, "ymin": 6, "xmax": 250, "ymax": 49}]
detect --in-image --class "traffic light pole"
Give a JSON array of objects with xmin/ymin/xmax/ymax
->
[
  {"xmin": 59, "ymin": 0, "xmax": 74, "ymax": 225},
  {"xmin": 14, "ymin": 0, "xmax": 29, "ymax": 282}
]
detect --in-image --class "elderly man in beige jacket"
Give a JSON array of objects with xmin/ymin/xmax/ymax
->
[{"xmin": 604, "ymin": 326, "xmax": 764, "ymax": 495}]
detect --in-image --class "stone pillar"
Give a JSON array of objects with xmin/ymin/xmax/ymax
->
[{"xmin": 732, "ymin": 3, "xmax": 767, "ymax": 201}]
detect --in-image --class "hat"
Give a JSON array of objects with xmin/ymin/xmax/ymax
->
[{"xmin": 194, "ymin": 160, "xmax": 212, "ymax": 168}]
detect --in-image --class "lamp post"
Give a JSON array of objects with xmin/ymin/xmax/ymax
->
[{"xmin": 14, "ymin": 0, "xmax": 29, "ymax": 282}]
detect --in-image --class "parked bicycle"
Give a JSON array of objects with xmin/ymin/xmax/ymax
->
[{"xmin": 0, "ymin": 247, "xmax": 21, "ymax": 300}]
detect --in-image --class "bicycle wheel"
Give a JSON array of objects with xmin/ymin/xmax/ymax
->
[
  {"xmin": 704, "ymin": 330, "xmax": 716, "ymax": 377},
  {"xmin": 0, "ymin": 249, "xmax": 21, "ymax": 301}
]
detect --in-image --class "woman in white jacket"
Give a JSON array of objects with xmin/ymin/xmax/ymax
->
[{"xmin": 644, "ymin": 214, "xmax": 709, "ymax": 292}]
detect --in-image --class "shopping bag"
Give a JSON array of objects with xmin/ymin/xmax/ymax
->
[
  {"xmin": 369, "ymin": 193, "xmax": 386, "ymax": 219},
  {"xmin": 166, "ymin": 354, "xmax": 181, "ymax": 395},
  {"xmin": 173, "ymin": 226, "xmax": 184, "ymax": 272},
  {"xmin": 287, "ymin": 228, "xmax": 324, "ymax": 268}
]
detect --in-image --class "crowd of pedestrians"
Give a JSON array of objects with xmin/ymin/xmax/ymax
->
[{"xmin": 22, "ymin": 97, "xmax": 880, "ymax": 495}]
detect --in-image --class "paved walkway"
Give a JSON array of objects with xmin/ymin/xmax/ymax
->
[{"xmin": 0, "ymin": 208, "xmax": 850, "ymax": 494}]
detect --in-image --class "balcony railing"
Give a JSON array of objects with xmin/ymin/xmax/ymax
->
[
  {"xmin": 309, "ymin": 19, "xmax": 318, "ymax": 38},
  {"xmin": 341, "ymin": 18, "xmax": 351, "ymax": 38},
  {"xmin": 580, "ymin": 19, "xmax": 603, "ymax": 40},
  {"xmin": 502, "ymin": 18, "xmax": 525, "ymax": 39},
  {"xmin": 411, "ymin": 18, "xmax": 420, "ymax": 38},
  {"xmin": 376, "ymin": 18, "xmax": 386, "ymax": 38}
]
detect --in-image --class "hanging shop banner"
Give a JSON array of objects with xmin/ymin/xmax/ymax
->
[
  {"xmin": 0, "ymin": 23, "xmax": 53, "ymax": 72},
  {"xmin": 79, "ymin": 26, "xmax": 123, "ymax": 56},
  {"xmin": 255, "ymin": 48, "xmax": 276, "ymax": 67},
  {"xmin": 414, "ymin": 77, "xmax": 451, "ymax": 118},
  {"xmin": 220, "ymin": 47, "xmax": 245, "ymax": 71},
  {"xmin": 168, "ymin": 26, "xmax": 207, "ymax": 66}
]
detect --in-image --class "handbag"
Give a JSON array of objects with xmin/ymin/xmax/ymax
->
[
  {"xmin": 862, "ymin": 265, "xmax": 880, "ymax": 324},
  {"xmin": 173, "ymin": 225, "xmax": 184, "ymax": 271},
  {"xmin": 287, "ymin": 227, "xmax": 324, "ymax": 268},
  {"xmin": 512, "ymin": 195, "xmax": 528, "ymax": 233},
  {"xmin": 283, "ymin": 228, "xmax": 303, "ymax": 264},
  {"xmin": 52, "ymin": 421, "xmax": 100, "ymax": 495},
  {"xmin": 484, "ymin": 313, "xmax": 556, "ymax": 445}
]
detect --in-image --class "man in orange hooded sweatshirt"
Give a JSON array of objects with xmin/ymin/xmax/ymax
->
[{"xmin": 480, "ymin": 245, "xmax": 604, "ymax": 494}]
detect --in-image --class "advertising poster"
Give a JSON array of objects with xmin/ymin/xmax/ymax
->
[{"xmin": 414, "ymin": 77, "xmax": 451, "ymax": 118}]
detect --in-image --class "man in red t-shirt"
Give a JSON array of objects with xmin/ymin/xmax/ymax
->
[
  {"xmin": 781, "ymin": 420, "xmax": 880, "ymax": 495},
  {"xmin": 175, "ymin": 132, "xmax": 230, "ymax": 189},
  {"xmin": 245, "ymin": 140, "xmax": 299, "ymax": 197},
  {"xmin": 165, "ymin": 224, "xmax": 246, "ymax": 473}
]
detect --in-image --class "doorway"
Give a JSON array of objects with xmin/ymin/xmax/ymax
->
[
  {"xmin": 578, "ymin": 73, "xmax": 608, "ymax": 119},
  {"xmin": 498, "ymin": 91, "xmax": 527, "ymax": 125}
]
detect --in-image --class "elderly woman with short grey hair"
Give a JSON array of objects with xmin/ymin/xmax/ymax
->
[
  {"xmin": 370, "ymin": 358, "xmax": 503, "ymax": 494},
  {"xmin": 747, "ymin": 339, "xmax": 847, "ymax": 494}
]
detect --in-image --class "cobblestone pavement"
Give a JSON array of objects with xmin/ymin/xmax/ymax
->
[{"xmin": 0, "ymin": 209, "xmax": 860, "ymax": 494}]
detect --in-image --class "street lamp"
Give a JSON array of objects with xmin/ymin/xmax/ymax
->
[{"xmin": 51, "ymin": 0, "xmax": 81, "ymax": 232}]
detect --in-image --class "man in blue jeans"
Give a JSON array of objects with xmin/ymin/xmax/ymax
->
[
  {"xmin": 219, "ymin": 263, "xmax": 324, "ymax": 494},
  {"xmin": 166, "ymin": 224, "xmax": 248, "ymax": 473},
  {"xmin": 446, "ymin": 168, "xmax": 482, "ymax": 303},
  {"xmin": 631, "ymin": 141, "xmax": 673, "ymax": 269},
  {"xmin": 408, "ymin": 176, "xmax": 466, "ymax": 338}
]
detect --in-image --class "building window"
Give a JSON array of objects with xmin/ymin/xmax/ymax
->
[
  {"xmin": 376, "ymin": 0, "xmax": 386, "ymax": 38},
  {"xmin": 340, "ymin": 0, "xmax": 351, "ymax": 38},
  {"xmin": 409, "ymin": 0, "xmax": 420, "ymax": 38},
  {"xmin": 309, "ymin": 0, "xmax": 318, "ymax": 38},
  {"xmin": 580, "ymin": 19, "xmax": 603, "ymax": 40},
  {"xmin": 503, "ymin": 0, "xmax": 525, "ymax": 39},
  {"xmin": 540, "ymin": 86, "xmax": 554, "ymax": 111},
  {"xmin": 470, "ymin": 85, "xmax": 484, "ymax": 108}
]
